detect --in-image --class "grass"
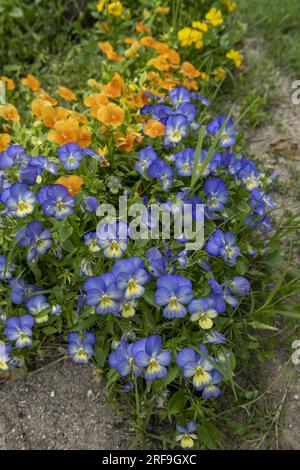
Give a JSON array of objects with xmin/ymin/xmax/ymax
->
[{"xmin": 237, "ymin": 0, "xmax": 300, "ymax": 78}]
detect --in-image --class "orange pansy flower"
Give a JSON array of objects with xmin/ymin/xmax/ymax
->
[
  {"xmin": 58, "ymin": 86, "xmax": 76, "ymax": 102},
  {"xmin": 56, "ymin": 175, "xmax": 84, "ymax": 196},
  {"xmin": 103, "ymin": 73, "xmax": 125, "ymax": 98},
  {"xmin": 183, "ymin": 78, "xmax": 198, "ymax": 90},
  {"xmin": 0, "ymin": 104, "xmax": 20, "ymax": 122},
  {"xmin": 98, "ymin": 42, "xmax": 122, "ymax": 62},
  {"xmin": 143, "ymin": 119, "xmax": 165, "ymax": 138},
  {"xmin": 84, "ymin": 92, "xmax": 109, "ymax": 118},
  {"xmin": 125, "ymin": 42, "xmax": 142, "ymax": 58},
  {"xmin": 147, "ymin": 55, "xmax": 171, "ymax": 72},
  {"xmin": 153, "ymin": 42, "xmax": 170, "ymax": 54},
  {"xmin": 97, "ymin": 103, "xmax": 125, "ymax": 127},
  {"xmin": 114, "ymin": 131, "xmax": 137, "ymax": 153},
  {"xmin": 77, "ymin": 126, "xmax": 92, "ymax": 148},
  {"xmin": 181, "ymin": 61, "xmax": 201, "ymax": 78},
  {"xmin": 136, "ymin": 22, "xmax": 150, "ymax": 33},
  {"xmin": 140, "ymin": 36, "xmax": 156, "ymax": 47},
  {"xmin": 0, "ymin": 133, "xmax": 11, "ymax": 152},
  {"xmin": 21, "ymin": 74, "xmax": 40, "ymax": 91},
  {"xmin": 0, "ymin": 76, "xmax": 16, "ymax": 90},
  {"xmin": 124, "ymin": 37, "xmax": 137, "ymax": 45},
  {"xmin": 38, "ymin": 89, "xmax": 58, "ymax": 105},
  {"xmin": 48, "ymin": 118, "xmax": 91, "ymax": 147},
  {"xmin": 42, "ymin": 105, "xmax": 69, "ymax": 128}
]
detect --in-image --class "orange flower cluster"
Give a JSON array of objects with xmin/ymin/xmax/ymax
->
[
  {"xmin": 84, "ymin": 72, "xmax": 145, "ymax": 152},
  {"xmin": 30, "ymin": 90, "xmax": 91, "ymax": 147}
]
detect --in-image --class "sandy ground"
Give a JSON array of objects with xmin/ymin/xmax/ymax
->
[{"xmin": 0, "ymin": 360, "xmax": 131, "ymax": 450}]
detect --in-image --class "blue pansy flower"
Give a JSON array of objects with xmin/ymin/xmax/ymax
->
[
  {"xmin": 112, "ymin": 257, "xmax": 149, "ymax": 300},
  {"xmin": 173, "ymin": 148, "xmax": 195, "ymax": 176},
  {"xmin": 147, "ymin": 158, "xmax": 174, "ymax": 191},
  {"xmin": 175, "ymin": 103, "xmax": 197, "ymax": 123},
  {"xmin": 134, "ymin": 334, "xmax": 172, "ymax": 381},
  {"xmin": 155, "ymin": 274, "xmax": 194, "ymax": 319},
  {"xmin": 19, "ymin": 163, "xmax": 42, "ymax": 185},
  {"xmin": 229, "ymin": 276, "xmax": 250, "ymax": 295},
  {"xmin": 58, "ymin": 142, "xmax": 83, "ymax": 170},
  {"xmin": 204, "ymin": 330, "xmax": 227, "ymax": 345},
  {"xmin": 108, "ymin": 338, "xmax": 146, "ymax": 377},
  {"xmin": 0, "ymin": 341, "xmax": 12, "ymax": 371},
  {"xmin": 146, "ymin": 247, "xmax": 174, "ymax": 277},
  {"xmin": 30, "ymin": 155, "xmax": 58, "ymax": 175},
  {"xmin": 26, "ymin": 294, "xmax": 50, "ymax": 323},
  {"xmin": 4, "ymin": 315, "xmax": 35, "ymax": 349},
  {"xmin": 16, "ymin": 221, "xmax": 52, "ymax": 262},
  {"xmin": 0, "ymin": 254, "xmax": 15, "ymax": 281},
  {"xmin": 96, "ymin": 221, "xmax": 129, "ymax": 259},
  {"xmin": 9, "ymin": 278, "xmax": 36, "ymax": 305},
  {"xmin": 192, "ymin": 92, "xmax": 211, "ymax": 105},
  {"xmin": 83, "ymin": 196, "xmax": 99, "ymax": 213},
  {"xmin": 68, "ymin": 332, "xmax": 96, "ymax": 364},
  {"xmin": 188, "ymin": 297, "xmax": 221, "ymax": 330},
  {"xmin": 206, "ymin": 229, "xmax": 240, "ymax": 266},
  {"xmin": 201, "ymin": 370, "xmax": 223, "ymax": 398},
  {"xmin": 37, "ymin": 184, "xmax": 76, "ymax": 220},
  {"xmin": 83, "ymin": 273, "xmax": 123, "ymax": 315},
  {"xmin": 168, "ymin": 87, "xmax": 192, "ymax": 105},
  {"xmin": 175, "ymin": 421, "xmax": 198, "ymax": 449},
  {"xmin": 238, "ymin": 162, "xmax": 260, "ymax": 190},
  {"xmin": 208, "ymin": 276, "xmax": 249, "ymax": 308},
  {"xmin": 0, "ymin": 145, "xmax": 30, "ymax": 169},
  {"xmin": 204, "ymin": 178, "xmax": 228, "ymax": 213},
  {"xmin": 207, "ymin": 114, "xmax": 236, "ymax": 148},
  {"xmin": 176, "ymin": 345, "xmax": 214, "ymax": 390},
  {"xmin": 83, "ymin": 231, "xmax": 101, "ymax": 252},
  {"xmin": 2, "ymin": 183, "xmax": 36, "ymax": 218},
  {"xmin": 149, "ymin": 104, "xmax": 173, "ymax": 124},
  {"xmin": 135, "ymin": 146, "xmax": 158, "ymax": 175},
  {"xmin": 164, "ymin": 114, "xmax": 189, "ymax": 147}
]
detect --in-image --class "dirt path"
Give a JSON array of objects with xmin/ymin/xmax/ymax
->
[
  {"xmin": 0, "ymin": 360, "xmax": 131, "ymax": 450},
  {"xmin": 242, "ymin": 39, "xmax": 300, "ymax": 450}
]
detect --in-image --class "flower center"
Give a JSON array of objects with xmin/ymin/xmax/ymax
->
[{"xmin": 149, "ymin": 358, "xmax": 160, "ymax": 372}]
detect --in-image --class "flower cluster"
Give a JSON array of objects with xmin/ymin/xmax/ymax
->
[{"xmin": 0, "ymin": 0, "xmax": 281, "ymax": 451}]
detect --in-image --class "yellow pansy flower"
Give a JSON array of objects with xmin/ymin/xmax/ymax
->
[
  {"xmin": 213, "ymin": 66, "xmax": 226, "ymax": 81},
  {"xmin": 178, "ymin": 27, "xmax": 203, "ymax": 49},
  {"xmin": 96, "ymin": 0, "xmax": 107, "ymax": 12},
  {"xmin": 108, "ymin": 1, "xmax": 123, "ymax": 16},
  {"xmin": 192, "ymin": 21, "xmax": 208, "ymax": 32},
  {"xmin": 205, "ymin": 7, "xmax": 224, "ymax": 27},
  {"xmin": 226, "ymin": 49, "xmax": 242, "ymax": 68},
  {"xmin": 223, "ymin": 0, "xmax": 236, "ymax": 12}
]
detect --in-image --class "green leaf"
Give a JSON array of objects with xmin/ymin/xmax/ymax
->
[
  {"xmin": 167, "ymin": 390, "xmax": 188, "ymax": 416},
  {"xmin": 58, "ymin": 223, "xmax": 73, "ymax": 242},
  {"xmin": 106, "ymin": 369, "xmax": 120, "ymax": 389},
  {"xmin": 42, "ymin": 326, "xmax": 57, "ymax": 336},
  {"xmin": 161, "ymin": 366, "xmax": 179, "ymax": 387}
]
